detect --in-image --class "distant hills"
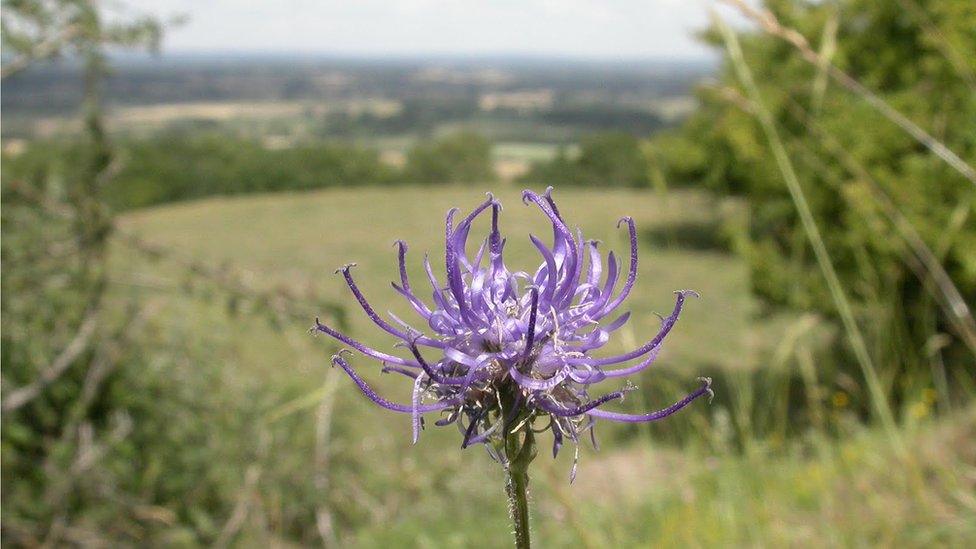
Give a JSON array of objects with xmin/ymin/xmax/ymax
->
[{"xmin": 2, "ymin": 54, "xmax": 713, "ymax": 117}]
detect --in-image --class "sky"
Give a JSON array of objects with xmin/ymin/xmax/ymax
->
[{"xmin": 123, "ymin": 0, "xmax": 717, "ymax": 60}]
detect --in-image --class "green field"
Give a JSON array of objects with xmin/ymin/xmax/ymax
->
[
  {"xmin": 118, "ymin": 186, "xmax": 754, "ymax": 371},
  {"xmin": 110, "ymin": 186, "xmax": 975, "ymax": 546}
]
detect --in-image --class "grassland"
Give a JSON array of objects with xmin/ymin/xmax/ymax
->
[
  {"xmin": 111, "ymin": 185, "xmax": 976, "ymax": 547},
  {"xmin": 118, "ymin": 186, "xmax": 754, "ymax": 370}
]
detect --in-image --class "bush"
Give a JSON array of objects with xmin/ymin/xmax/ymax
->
[
  {"xmin": 650, "ymin": 0, "xmax": 976, "ymax": 408},
  {"xmin": 4, "ymin": 131, "xmax": 503, "ymax": 210},
  {"xmin": 403, "ymin": 131, "xmax": 495, "ymax": 184},
  {"xmin": 0, "ymin": 180, "xmax": 224, "ymax": 543},
  {"xmin": 2, "ymin": 133, "xmax": 399, "ymax": 211},
  {"xmin": 0, "ymin": 177, "xmax": 348, "ymax": 545},
  {"xmin": 521, "ymin": 132, "xmax": 652, "ymax": 188},
  {"xmin": 108, "ymin": 133, "xmax": 397, "ymax": 209}
]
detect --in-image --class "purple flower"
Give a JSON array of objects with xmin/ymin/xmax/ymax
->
[{"xmin": 314, "ymin": 188, "xmax": 711, "ymax": 475}]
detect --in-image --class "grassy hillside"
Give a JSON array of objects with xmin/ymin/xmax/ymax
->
[
  {"xmin": 117, "ymin": 186, "xmax": 756, "ymax": 373},
  {"xmin": 107, "ymin": 185, "xmax": 974, "ymax": 546}
]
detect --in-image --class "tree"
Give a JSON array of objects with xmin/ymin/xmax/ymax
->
[
  {"xmin": 404, "ymin": 131, "xmax": 495, "ymax": 184},
  {"xmin": 2, "ymin": 2, "xmax": 166, "ymax": 544},
  {"xmin": 653, "ymin": 0, "xmax": 976, "ymax": 410},
  {"xmin": 521, "ymin": 132, "xmax": 651, "ymax": 188}
]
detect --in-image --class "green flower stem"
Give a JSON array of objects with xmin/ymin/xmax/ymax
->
[{"xmin": 505, "ymin": 429, "xmax": 536, "ymax": 549}]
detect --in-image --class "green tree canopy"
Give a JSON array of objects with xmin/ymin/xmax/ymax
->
[
  {"xmin": 403, "ymin": 131, "xmax": 495, "ymax": 184},
  {"xmin": 653, "ymin": 0, "xmax": 976, "ymax": 402}
]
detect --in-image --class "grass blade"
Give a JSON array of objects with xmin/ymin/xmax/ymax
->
[{"xmin": 711, "ymin": 9, "xmax": 901, "ymax": 443}]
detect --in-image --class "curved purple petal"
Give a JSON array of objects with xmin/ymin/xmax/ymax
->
[
  {"xmin": 333, "ymin": 353, "xmax": 459, "ymax": 413},
  {"xmin": 536, "ymin": 389, "xmax": 628, "ymax": 417},
  {"xmin": 518, "ymin": 287, "xmax": 540, "ymax": 368},
  {"xmin": 529, "ymin": 235, "xmax": 558, "ymax": 306},
  {"xmin": 338, "ymin": 264, "xmax": 445, "ymax": 348},
  {"xmin": 586, "ymin": 378, "xmax": 712, "ymax": 423},
  {"xmin": 579, "ymin": 290, "xmax": 696, "ymax": 367},
  {"xmin": 597, "ymin": 340, "xmax": 663, "ymax": 379},
  {"xmin": 407, "ymin": 339, "xmax": 469, "ymax": 385},
  {"xmin": 314, "ymin": 319, "xmax": 419, "ymax": 368},
  {"xmin": 596, "ymin": 217, "xmax": 638, "ymax": 319},
  {"xmin": 394, "ymin": 240, "xmax": 432, "ymax": 318}
]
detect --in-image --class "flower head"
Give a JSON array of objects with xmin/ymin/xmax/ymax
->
[{"xmin": 314, "ymin": 188, "xmax": 711, "ymax": 477}]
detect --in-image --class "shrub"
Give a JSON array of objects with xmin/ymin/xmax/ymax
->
[
  {"xmin": 403, "ymin": 131, "xmax": 495, "ymax": 184},
  {"xmin": 650, "ymin": 0, "xmax": 976, "ymax": 408},
  {"xmin": 521, "ymin": 132, "xmax": 652, "ymax": 188}
]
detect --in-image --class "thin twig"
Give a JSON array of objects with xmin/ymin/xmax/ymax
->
[
  {"xmin": 711, "ymin": 10, "xmax": 902, "ymax": 446},
  {"xmin": 708, "ymin": 82, "xmax": 976, "ymax": 358},
  {"xmin": 314, "ymin": 378, "xmax": 341, "ymax": 548},
  {"xmin": 270, "ymin": 306, "xmax": 341, "ymax": 547},
  {"xmin": 40, "ymin": 413, "xmax": 134, "ymax": 546},
  {"xmin": 65, "ymin": 301, "xmax": 163, "ymax": 433},
  {"xmin": 213, "ymin": 464, "xmax": 263, "ymax": 548},
  {"xmin": 718, "ymin": 0, "xmax": 976, "ymax": 186},
  {"xmin": 3, "ymin": 311, "xmax": 99, "ymax": 412},
  {"xmin": 0, "ymin": 24, "xmax": 81, "ymax": 80},
  {"xmin": 70, "ymin": 416, "xmax": 134, "ymax": 476},
  {"xmin": 117, "ymin": 230, "xmax": 343, "ymax": 326},
  {"xmin": 809, "ymin": 8, "xmax": 837, "ymax": 115},
  {"xmin": 784, "ymin": 99, "xmax": 976, "ymax": 356}
]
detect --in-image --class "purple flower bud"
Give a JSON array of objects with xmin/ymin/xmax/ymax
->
[{"xmin": 313, "ymin": 188, "xmax": 711, "ymax": 470}]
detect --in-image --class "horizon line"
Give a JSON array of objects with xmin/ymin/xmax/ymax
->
[{"xmin": 108, "ymin": 49, "xmax": 718, "ymax": 65}]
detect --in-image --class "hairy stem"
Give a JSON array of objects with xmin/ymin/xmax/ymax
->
[
  {"xmin": 505, "ymin": 461, "xmax": 531, "ymax": 548},
  {"xmin": 504, "ymin": 428, "xmax": 536, "ymax": 549}
]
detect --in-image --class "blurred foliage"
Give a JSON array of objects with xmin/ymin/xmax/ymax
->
[
  {"xmin": 1, "ymin": 1, "xmax": 347, "ymax": 545},
  {"xmin": 1, "ymin": 0, "xmax": 164, "ymax": 80},
  {"xmin": 649, "ymin": 0, "xmax": 976, "ymax": 411},
  {"xmin": 2, "ymin": 130, "xmax": 505, "ymax": 210},
  {"xmin": 2, "ymin": 175, "xmax": 350, "ymax": 544},
  {"xmin": 109, "ymin": 133, "xmax": 396, "ymax": 209},
  {"xmin": 521, "ymin": 132, "xmax": 652, "ymax": 188},
  {"xmin": 317, "ymin": 97, "xmax": 481, "ymax": 138},
  {"xmin": 4, "ymin": 134, "xmax": 396, "ymax": 210},
  {"xmin": 539, "ymin": 105, "xmax": 665, "ymax": 135},
  {"xmin": 4, "ymin": 0, "xmax": 976, "ymax": 546},
  {"xmin": 403, "ymin": 130, "xmax": 495, "ymax": 184}
]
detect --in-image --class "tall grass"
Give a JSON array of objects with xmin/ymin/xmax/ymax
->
[
  {"xmin": 712, "ymin": 10, "xmax": 900, "ymax": 440},
  {"xmin": 718, "ymin": 0, "xmax": 976, "ymax": 186}
]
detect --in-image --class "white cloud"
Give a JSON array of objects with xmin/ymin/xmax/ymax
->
[{"xmin": 121, "ymin": 0, "xmax": 715, "ymax": 59}]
